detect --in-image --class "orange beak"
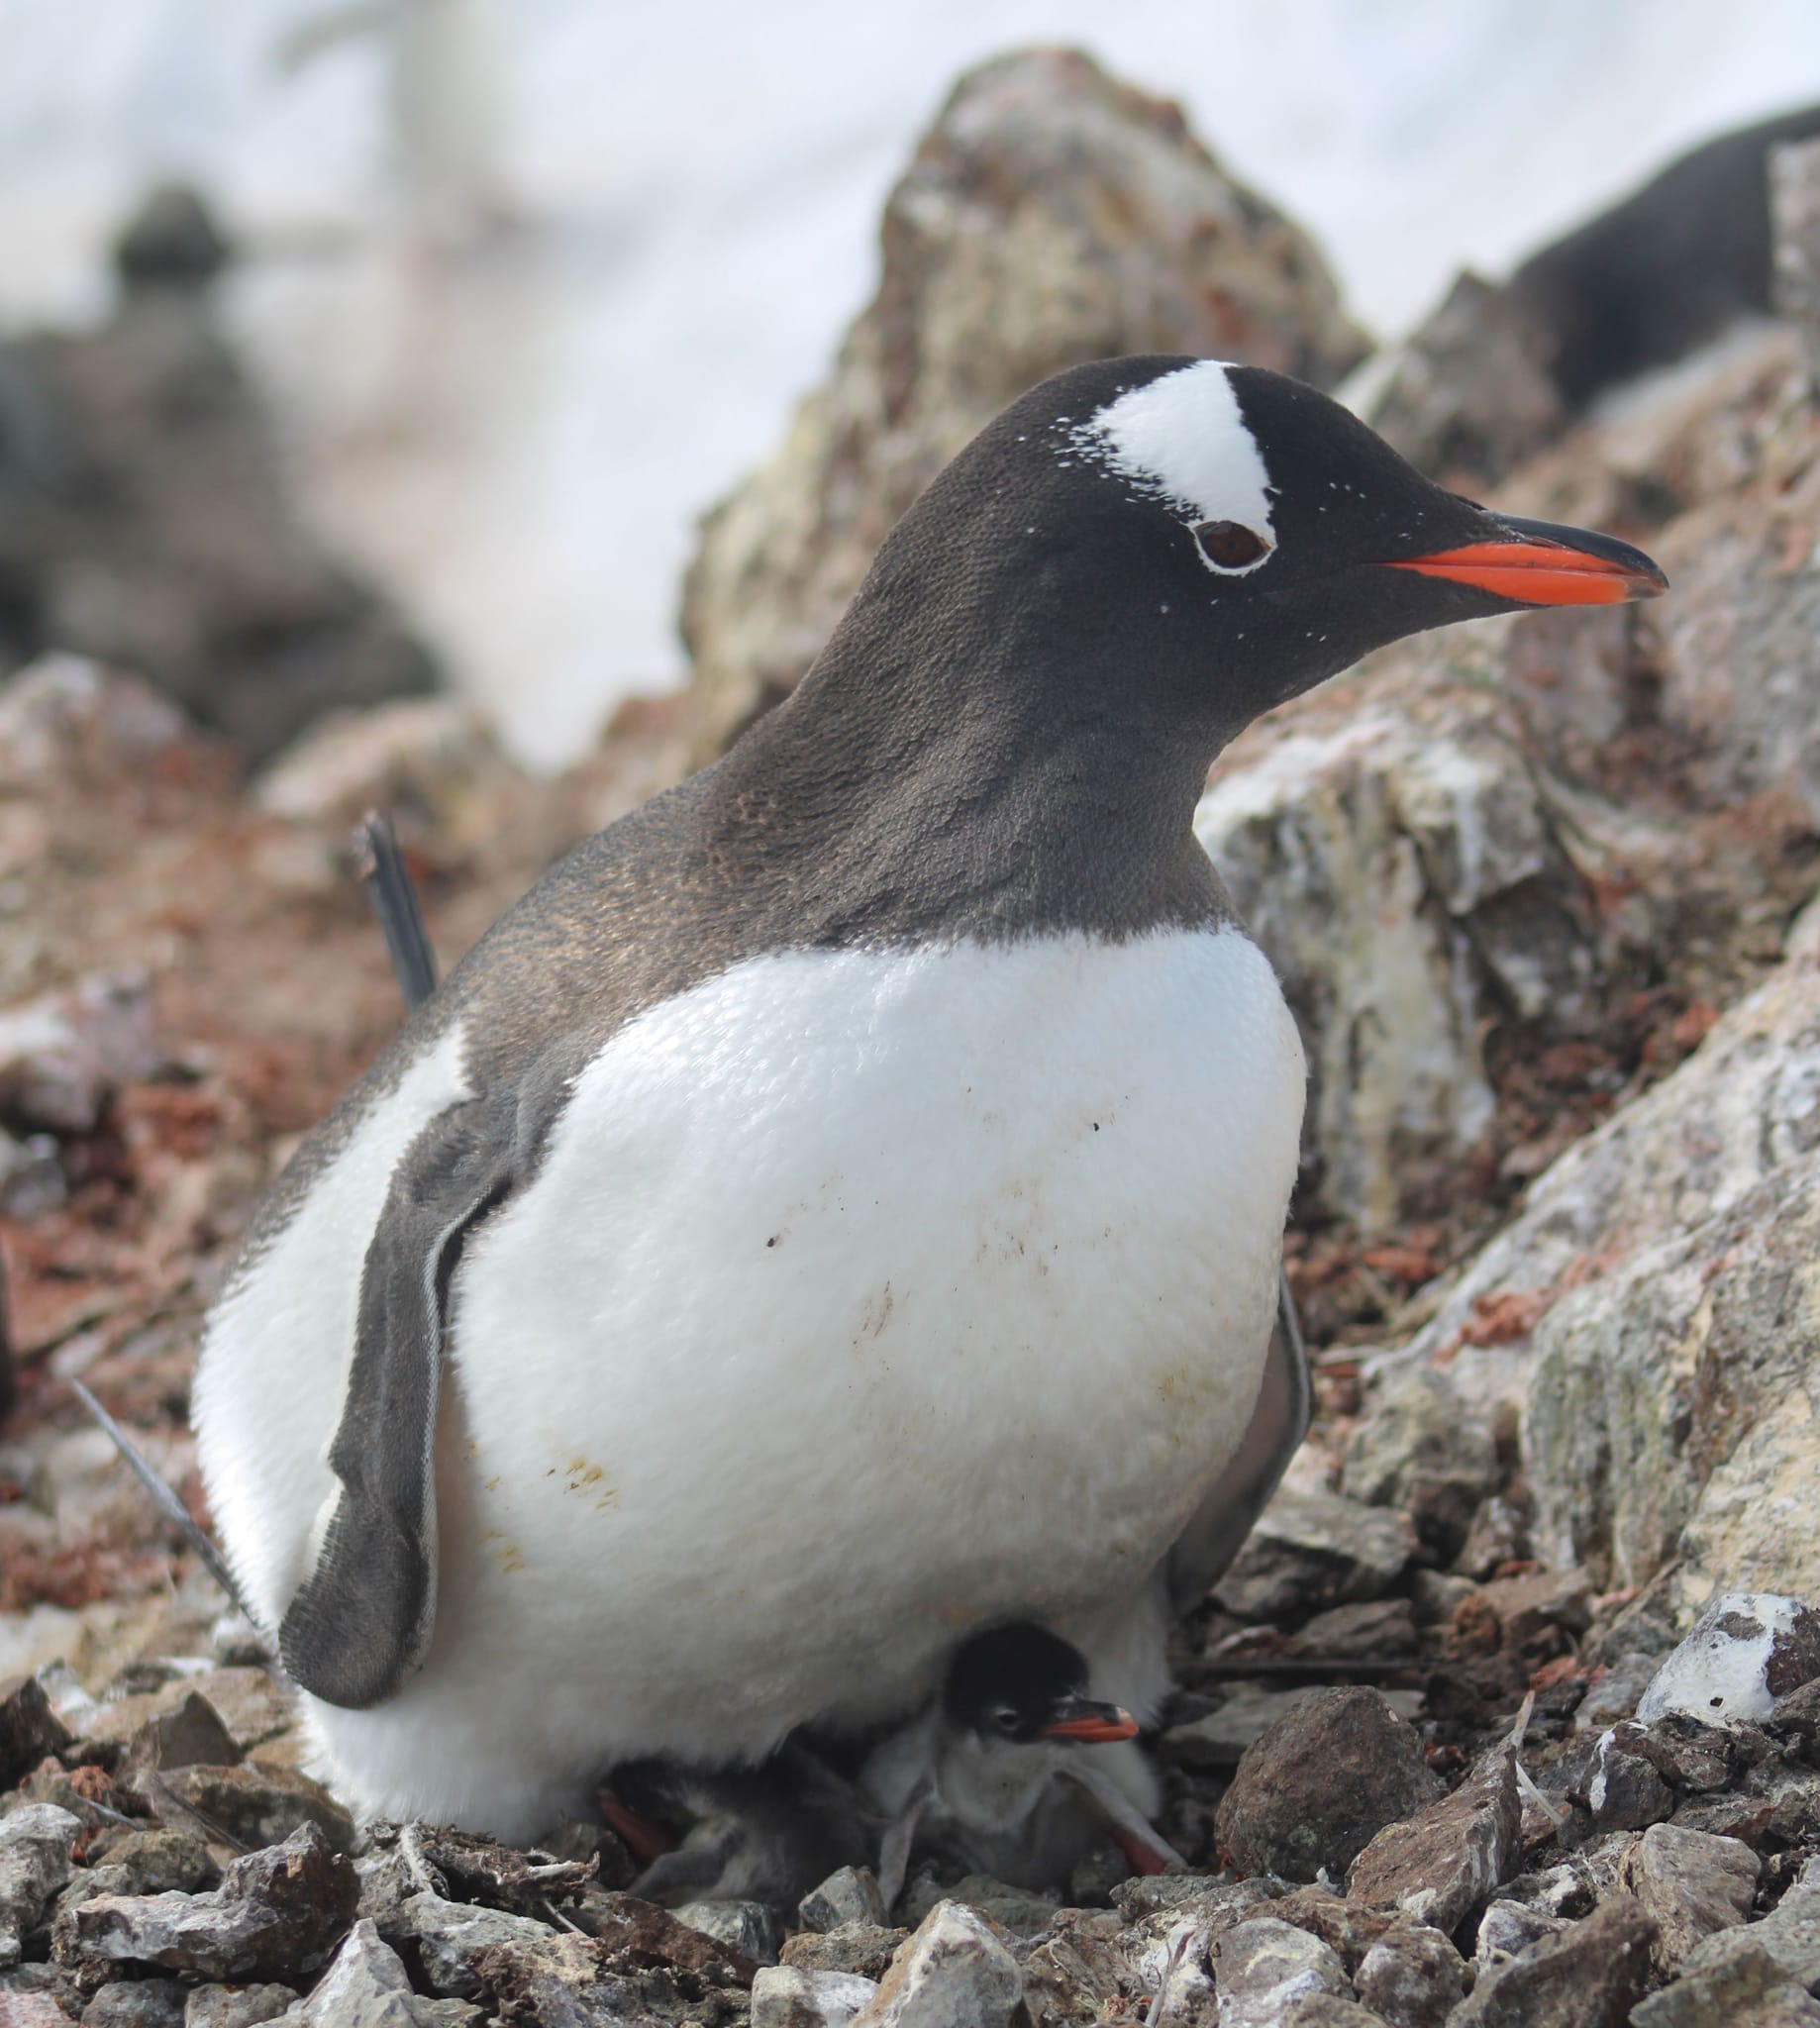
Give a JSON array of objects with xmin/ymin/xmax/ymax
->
[
  {"xmin": 1041, "ymin": 1697, "xmax": 1141, "ymax": 1744},
  {"xmin": 1386, "ymin": 514, "xmax": 1668, "ymax": 607}
]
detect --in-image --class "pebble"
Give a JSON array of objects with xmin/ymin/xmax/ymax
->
[
  {"xmin": 1477, "ymin": 1898, "xmax": 1570, "ymax": 1968},
  {"xmin": 850, "ymin": 1901, "xmax": 1020, "ymax": 2028},
  {"xmin": 673, "ymin": 1896, "xmax": 781, "ymax": 1966},
  {"xmin": 751, "ymin": 1966, "xmax": 881, "ymax": 2028},
  {"xmin": 1353, "ymin": 1921, "xmax": 1466, "ymax": 2026},
  {"xmin": 1347, "ymin": 1740, "xmax": 1520, "ymax": 1932},
  {"xmin": 0, "ymin": 972, "xmax": 165, "ymax": 1136},
  {"xmin": 116, "ymin": 1693, "xmax": 242, "ymax": 1794},
  {"xmin": 80, "ymin": 1982, "xmax": 186, "ymax": 2028},
  {"xmin": 1681, "ymin": 1861, "xmax": 1820, "ymax": 1990},
  {"xmin": 1, "ymin": 1806, "xmax": 84, "ymax": 1972},
  {"xmin": 1212, "ymin": 1916, "xmax": 1351, "ymax": 2028},
  {"xmin": 1216, "ymin": 1686, "xmax": 1442, "ymax": 1883},
  {"xmin": 1284, "ymin": 1599, "xmax": 1420, "ymax": 1660},
  {"xmin": 1632, "ymin": 1941, "xmax": 1820, "ymax": 2027},
  {"xmin": 146, "ymin": 1767, "xmax": 354, "ymax": 1857},
  {"xmin": 1449, "ymin": 1894, "xmax": 1657, "ymax": 2026},
  {"xmin": 798, "ymin": 1868, "xmax": 887, "ymax": 1934},
  {"xmin": 54, "ymin": 1823, "xmax": 356, "ymax": 1985},
  {"xmin": 1581, "ymin": 1724, "xmax": 1676, "ymax": 1830},
  {"xmin": 1618, "ymin": 1822, "xmax": 1760, "ymax": 1974},
  {"xmin": 285, "ymin": 1918, "xmax": 446, "ymax": 2028},
  {"xmin": 897, "ymin": 1875, "xmax": 1056, "ymax": 1940},
  {"xmin": 1341, "ymin": 1367, "xmax": 1497, "ymax": 1565},
  {"xmin": 1638, "ymin": 1595, "xmax": 1820, "ymax": 1726},
  {"xmin": 1211, "ymin": 1487, "xmax": 1416, "ymax": 1622},
  {"xmin": 779, "ymin": 1923, "xmax": 908, "ymax": 1981},
  {"xmin": 381, "ymin": 1890, "xmax": 555, "ymax": 2000},
  {"xmin": 181, "ymin": 1984, "xmax": 296, "ymax": 2028}
]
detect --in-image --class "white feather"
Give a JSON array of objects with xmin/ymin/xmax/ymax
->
[
  {"xmin": 1074, "ymin": 360, "xmax": 1277, "ymax": 571},
  {"xmin": 198, "ymin": 926, "xmax": 1304, "ymax": 1840}
]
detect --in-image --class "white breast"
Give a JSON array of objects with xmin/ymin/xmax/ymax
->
[{"xmin": 205, "ymin": 926, "xmax": 1305, "ymax": 1838}]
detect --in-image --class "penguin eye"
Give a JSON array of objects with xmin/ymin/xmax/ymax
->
[
  {"xmin": 1192, "ymin": 520, "xmax": 1270, "ymax": 571},
  {"xmin": 989, "ymin": 1703, "xmax": 1021, "ymax": 1736}
]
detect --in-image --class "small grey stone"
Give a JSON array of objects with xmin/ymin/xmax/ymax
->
[
  {"xmin": 1353, "ymin": 1922, "xmax": 1466, "ymax": 2027},
  {"xmin": 1212, "ymin": 1917, "xmax": 1350, "ymax": 2028},
  {"xmin": 289, "ymin": 1919, "xmax": 446, "ymax": 2028},
  {"xmin": 896, "ymin": 1875, "xmax": 1056, "ymax": 1940},
  {"xmin": 1580, "ymin": 1725, "xmax": 1675, "ymax": 1830},
  {"xmin": 1347, "ymin": 1741, "xmax": 1520, "ymax": 1933},
  {"xmin": 1488, "ymin": 1862, "xmax": 1594, "ymax": 1920},
  {"xmin": 1112, "ymin": 1874, "xmax": 1280, "ymax": 1923},
  {"xmin": 1213, "ymin": 1487, "xmax": 1416, "ymax": 1622},
  {"xmin": 1477, "ymin": 1898, "xmax": 1569, "ymax": 1968},
  {"xmin": 65, "ymin": 1833, "xmax": 217, "ymax": 1914},
  {"xmin": 1410, "ymin": 1570, "xmax": 1478, "ymax": 1628},
  {"xmin": 751, "ymin": 1966, "xmax": 879, "ymax": 2028},
  {"xmin": 673, "ymin": 1897, "xmax": 780, "ymax": 1966},
  {"xmin": 1618, "ymin": 1822, "xmax": 1760, "ymax": 1974},
  {"xmin": 148, "ymin": 1767, "xmax": 354, "ymax": 1857},
  {"xmin": 1, "ymin": 1805, "xmax": 84, "ymax": 1970},
  {"xmin": 1683, "ymin": 1872, "xmax": 1820, "ymax": 1992},
  {"xmin": 797, "ymin": 1868, "xmax": 887, "ymax": 1934},
  {"xmin": 1218, "ymin": 1686, "xmax": 1442, "ymax": 1883},
  {"xmin": 1285, "ymin": 1598, "xmax": 1421, "ymax": 1661},
  {"xmin": 82, "ymin": 1981, "xmax": 187, "ymax": 2028},
  {"xmin": 851, "ymin": 1900, "xmax": 1020, "ymax": 2027},
  {"xmin": 117, "ymin": 1694, "xmax": 242, "ymax": 1794},
  {"xmin": 383, "ymin": 1891, "xmax": 555, "ymax": 2000},
  {"xmin": 1342, "ymin": 1367, "xmax": 1497, "ymax": 1568},
  {"xmin": 1449, "ymin": 1894, "xmax": 1657, "ymax": 2026},
  {"xmin": 1633, "ymin": 1939, "xmax": 1820, "ymax": 2027},
  {"xmin": 779, "ymin": 1924, "xmax": 908, "ymax": 1981},
  {"xmin": 55, "ymin": 1823, "xmax": 356, "ymax": 1984},
  {"xmin": 1281, "ymin": 2001, "xmax": 1392, "ymax": 2028},
  {"xmin": 182, "ymin": 1984, "xmax": 296, "ymax": 2028}
]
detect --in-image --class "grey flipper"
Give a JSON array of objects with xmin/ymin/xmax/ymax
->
[
  {"xmin": 1163, "ymin": 1269, "xmax": 1310, "ymax": 1615},
  {"xmin": 279, "ymin": 1096, "xmax": 516, "ymax": 1709}
]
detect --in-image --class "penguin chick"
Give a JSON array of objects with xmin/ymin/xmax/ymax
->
[
  {"xmin": 862, "ymin": 1622, "xmax": 1178, "ymax": 1909},
  {"xmin": 615, "ymin": 1743, "xmax": 871, "ymax": 1912}
]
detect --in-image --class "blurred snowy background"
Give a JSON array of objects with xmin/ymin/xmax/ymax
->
[{"xmin": 3, "ymin": 0, "xmax": 1818, "ymax": 767}]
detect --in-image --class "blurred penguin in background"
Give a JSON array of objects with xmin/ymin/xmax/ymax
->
[{"xmin": 278, "ymin": 0, "xmax": 513, "ymax": 246}]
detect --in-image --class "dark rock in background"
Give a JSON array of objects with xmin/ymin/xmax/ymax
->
[{"xmin": 0, "ymin": 186, "xmax": 438, "ymax": 763}]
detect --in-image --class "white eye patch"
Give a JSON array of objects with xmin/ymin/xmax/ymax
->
[{"xmin": 1070, "ymin": 360, "xmax": 1277, "ymax": 576}]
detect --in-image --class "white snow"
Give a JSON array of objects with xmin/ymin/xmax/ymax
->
[{"xmin": 2, "ymin": 0, "xmax": 1818, "ymax": 766}]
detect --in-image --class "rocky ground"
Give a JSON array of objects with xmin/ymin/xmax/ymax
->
[{"xmin": 11, "ymin": 46, "xmax": 1820, "ymax": 2028}]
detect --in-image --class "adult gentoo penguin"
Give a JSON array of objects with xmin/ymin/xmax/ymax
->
[{"xmin": 193, "ymin": 356, "xmax": 1665, "ymax": 1839}]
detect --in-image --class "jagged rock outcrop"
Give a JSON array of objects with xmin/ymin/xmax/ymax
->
[{"xmin": 677, "ymin": 46, "xmax": 1368, "ymax": 758}]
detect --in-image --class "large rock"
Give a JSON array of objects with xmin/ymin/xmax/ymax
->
[
  {"xmin": 1216, "ymin": 1688, "xmax": 1441, "ymax": 1883},
  {"xmin": 678, "ymin": 46, "xmax": 1366, "ymax": 759}
]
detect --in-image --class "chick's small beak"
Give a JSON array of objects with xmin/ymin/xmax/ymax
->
[
  {"xmin": 1386, "ymin": 513, "xmax": 1668, "ymax": 607},
  {"xmin": 1040, "ymin": 1695, "xmax": 1140, "ymax": 1744}
]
